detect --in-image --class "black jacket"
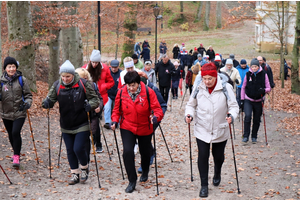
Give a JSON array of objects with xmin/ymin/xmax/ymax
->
[
  {"xmin": 261, "ymin": 63, "xmax": 275, "ymax": 88},
  {"xmin": 108, "ymin": 69, "xmax": 122, "ymax": 100},
  {"xmin": 197, "ymin": 47, "xmax": 206, "ymax": 57},
  {"xmin": 206, "ymin": 49, "xmax": 215, "ymax": 60},
  {"xmin": 172, "ymin": 66, "xmax": 185, "ymax": 81},
  {"xmin": 172, "ymin": 46, "xmax": 180, "ymax": 59},
  {"xmin": 245, "ymin": 70, "xmax": 266, "ymax": 100},
  {"xmin": 155, "ymin": 60, "xmax": 175, "ymax": 87}
]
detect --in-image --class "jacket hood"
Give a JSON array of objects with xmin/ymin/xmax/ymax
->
[
  {"xmin": 249, "ymin": 66, "xmax": 263, "ymax": 74},
  {"xmin": 59, "ymin": 72, "xmax": 80, "ymax": 87}
]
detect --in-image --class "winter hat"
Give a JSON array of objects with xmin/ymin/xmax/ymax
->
[
  {"xmin": 250, "ymin": 58, "xmax": 259, "ymax": 67},
  {"xmin": 182, "ymin": 43, "xmax": 185, "ymax": 45},
  {"xmin": 132, "ymin": 54, "xmax": 138, "ymax": 60},
  {"xmin": 173, "ymin": 61, "xmax": 179, "ymax": 66},
  {"xmin": 226, "ymin": 59, "xmax": 233, "ymax": 65},
  {"xmin": 59, "ymin": 60, "xmax": 75, "ymax": 75},
  {"xmin": 110, "ymin": 60, "xmax": 119, "ymax": 67},
  {"xmin": 124, "ymin": 60, "xmax": 134, "ymax": 69},
  {"xmin": 229, "ymin": 54, "xmax": 235, "ymax": 59},
  {"xmin": 194, "ymin": 47, "xmax": 197, "ymax": 51},
  {"xmin": 201, "ymin": 63, "xmax": 217, "ymax": 78},
  {"xmin": 4, "ymin": 56, "xmax": 18, "ymax": 70},
  {"xmin": 215, "ymin": 55, "xmax": 221, "ymax": 62},
  {"xmin": 90, "ymin": 50, "xmax": 101, "ymax": 62},
  {"xmin": 197, "ymin": 54, "xmax": 202, "ymax": 58},
  {"xmin": 240, "ymin": 59, "xmax": 247, "ymax": 64}
]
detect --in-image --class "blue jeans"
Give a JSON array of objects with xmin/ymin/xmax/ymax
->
[
  {"xmin": 63, "ymin": 131, "xmax": 90, "ymax": 169},
  {"xmin": 104, "ymin": 97, "xmax": 113, "ymax": 124}
]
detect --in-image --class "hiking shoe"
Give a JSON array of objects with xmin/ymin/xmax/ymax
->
[
  {"xmin": 252, "ymin": 138, "xmax": 257, "ymax": 144},
  {"xmin": 104, "ymin": 123, "xmax": 111, "ymax": 129},
  {"xmin": 125, "ymin": 181, "xmax": 136, "ymax": 193},
  {"xmin": 80, "ymin": 168, "xmax": 89, "ymax": 183},
  {"xmin": 242, "ymin": 137, "xmax": 248, "ymax": 144},
  {"xmin": 96, "ymin": 146, "xmax": 103, "ymax": 153},
  {"xmin": 138, "ymin": 165, "xmax": 143, "ymax": 174},
  {"xmin": 12, "ymin": 155, "xmax": 20, "ymax": 168},
  {"xmin": 68, "ymin": 173, "xmax": 79, "ymax": 185}
]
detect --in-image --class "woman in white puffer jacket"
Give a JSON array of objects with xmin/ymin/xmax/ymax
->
[{"xmin": 185, "ymin": 62, "xmax": 239, "ymax": 198}]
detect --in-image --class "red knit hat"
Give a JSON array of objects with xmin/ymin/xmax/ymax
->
[
  {"xmin": 201, "ymin": 63, "xmax": 217, "ymax": 77},
  {"xmin": 194, "ymin": 47, "xmax": 197, "ymax": 51}
]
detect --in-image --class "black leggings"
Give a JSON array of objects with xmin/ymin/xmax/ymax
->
[
  {"xmin": 3, "ymin": 118, "xmax": 26, "ymax": 156},
  {"xmin": 121, "ymin": 129, "xmax": 152, "ymax": 182},
  {"xmin": 196, "ymin": 139, "xmax": 227, "ymax": 186}
]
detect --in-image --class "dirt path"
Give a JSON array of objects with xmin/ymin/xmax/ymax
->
[{"xmin": 1, "ymin": 91, "xmax": 300, "ymax": 200}]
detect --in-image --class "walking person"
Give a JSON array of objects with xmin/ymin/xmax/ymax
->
[
  {"xmin": 155, "ymin": 55, "xmax": 175, "ymax": 104},
  {"xmin": 172, "ymin": 44, "xmax": 180, "ymax": 59},
  {"xmin": 185, "ymin": 63, "xmax": 239, "ymax": 198},
  {"xmin": 158, "ymin": 39, "xmax": 168, "ymax": 61},
  {"xmin": 83, "ymin": 50, "xmax": 114, "ymax": 149},
  {"xmin": 220, "ymin": 59, "xmax": 241, "ymax": 91},
  {"xmin": 171, "ymin": 61, "xmax": 185, "ymax": 99},
  {"xmin": 42, "ymin": 60, "xmax": 100, "ymax": 184},
  {"xmin": 236, "ymin": 59, "xmax": 249, "ymax": 107},
  {"xmin": 0, "ymin": 56, "xmax": 33, "ymax": 168},
  {"xmin": 205, "ymin": 45, "xmax": 215, "ymax": 61},
  {"xmin": 186, "ymin": 63, "xmax": 201, "ymax": 95},
  {"xmin": 241, "ymin": 58, "xmax": 271, "ymax": 144},
  {"xmin": 197, "ymin": 43, "xmax": 206, "ymax": 57},
  {"xmin": 75, "ymin": 68, "xmax": 104, "ymax": 153},
  {"xmin": 103, "ymin": 60, "xmax": 122, "ymax": 129},
  {"xmin": 134, "ymin": 42, "xmax": 142, "ymax": 59},
  {"xmin": 111, "ymin": 71, "xmax": 163, "ymax": 193},
  {"xmin": 141, "ymin": 60, "xmax": 157, "ymax": 87}
]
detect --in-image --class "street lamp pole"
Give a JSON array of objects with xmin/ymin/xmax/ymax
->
[
  {"xmin": 98, "ymin": 1, "xmax": 101, "ymax": 52},
  {"xmin": 153, "ymin": 3, "xmax": 160, "ymax": 65}
]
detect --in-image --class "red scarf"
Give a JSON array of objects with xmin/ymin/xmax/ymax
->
[{"xmin": 208, "ymin": 79, "xmax": 217, "ymax": 94}]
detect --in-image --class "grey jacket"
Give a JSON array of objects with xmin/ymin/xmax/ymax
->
[{"xmin": 141, "ymin": 67, "xmax": 157, "ymax": 88}]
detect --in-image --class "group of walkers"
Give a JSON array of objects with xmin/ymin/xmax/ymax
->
[{"xmin": 0, "ymin": 39, "xmax": 277, "ymax": 198}]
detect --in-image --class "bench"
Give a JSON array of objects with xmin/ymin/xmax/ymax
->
[{"xmin": 137, "ymin": 27, "xmax": 151, "ymax": 35}]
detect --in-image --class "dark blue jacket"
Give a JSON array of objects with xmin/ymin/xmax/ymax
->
[
  {"xmin": 172, "ymin": 66, "xmax": 185, "ymax": 81},
  {"xmin": 140, "ymin": 47, "xmax": 150, "ymax": 60},
  {"xmin": 108, "ymin": 68, "xmax": 122, "ymax": 100},
  {"xmin": 148, "ymin": 81, "xmax": 167, "ymax": 114}
]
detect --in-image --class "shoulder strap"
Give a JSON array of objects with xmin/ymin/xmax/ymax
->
[
  {"xmin": 18, "ymin": 76, "xmax": 25, "ymax": 102},
  {"xmin": 79, "ymin": 78, "xmax": 86, "ymax": 94},
  {"xmin": 146, "ymin": 85, "xmax": 150, "ymax": 112}
]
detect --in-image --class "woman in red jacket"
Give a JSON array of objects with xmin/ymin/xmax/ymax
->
[{"xmin": 111, "ymin": 70, "xmax": 163, "ymax": 193}]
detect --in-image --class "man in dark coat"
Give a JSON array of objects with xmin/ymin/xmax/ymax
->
[
  {"xmin": 155, "ymin": 55, "xmax": 175, "ymax": 104},
  {"xmin": 258, "ymin": 56, "xmax": 275, "ymax": 89},
  {"xmin": 222, "ymin": 54, "xmax": 239, "ymax": 68},
  {"xmin": 197, "ymin": 43, "xmax": 206, "ymax": 57}
]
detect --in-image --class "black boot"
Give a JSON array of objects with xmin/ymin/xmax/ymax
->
[
  {"xmin": 213, "ymin": 174, "xmax": 221, "ymax": 186},
  {"xmin": 199, "ymin": 186, "xmax": 208, "ymax": 197},
  {"xmin": 140, "ymin": 172, "xmax": 148, "ymax": 182},
  {"xmin": 125, "ymin": 181, "xmax": 136, "ymax": 193}
]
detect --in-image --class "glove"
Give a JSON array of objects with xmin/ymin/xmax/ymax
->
[
  {"xmin": 110, "ymin": 121, "xmax": 118, "ymax": 129},
  {"xmin": 240, "ymin": 100, "xmax": 244, "ymax": 112},
  {"xmin": 152, "ymin": 115, "xmax": 158, "ymax": 125},
  {"xmin": 235, "ymin": 79, "xmax": 239, "ymax": 85},
  {"xmin": 42, "ymin": 98, "xmax": 51, "ymax": 109},
  {"xmin": 19, "ymin": 101, "xmax": 30, "ymax": 111},
  {"xmin": 185, "ymin": 84, "xmax": 189, "ymax": 89},
  {"xmin": 258, "ymin": 88, "xmax": 265, "ymax": 95},
  {"xmin": 84, "ymin": 100, "xmax": 91, "ymax": 112}
]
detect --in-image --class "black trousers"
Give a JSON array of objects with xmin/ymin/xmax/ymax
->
[
  {"xmin": 3, "ymin": 118, "xmax": 26, "ymax": 156},
  {"xmin": 91, "ymin": 116, "xmax": 102, "ymax": 148},
  {"xmin": 196, "ymin": 138, "xmax": 227, "ymax": 186},
  {"xmin": 121, "ymin": 129, "xmax": 152, "ymax": 182},
  {"xmin": 159, "ymin": 85, "xmax": 170, "ymax": 104},
  {"xmin": 243, "ymin": 99, "xmax": 263, "ymax": 139}
]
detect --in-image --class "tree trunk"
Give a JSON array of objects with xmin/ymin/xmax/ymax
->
[
  {"xmin": 61, "ymin": 1, "xmax": 83, "ymax": 68},
  {"xmin": 203, "ymin": 2, "xmax": 210, "ymax": 31},
  {"xmin": 195, "ymin": 2, "xmax": 203, "ymax": 21},
  {"xmin": 0, "ymin": 2, "xmax": 2, "ymax": 77},
  {"xmin": 291, "ymin": 1, "xmax": 300, "ymax": 94},
  {"xmin": 48, "ymin": 28, "xmax": 60, "ymax": 88},
  {"xmin": 115, "ymin": 2, "xmax": 121, "ymax": 59},
  {"xmin": 280, "ymin": 1, "xmax": 285, "ymax": 88},
  {"xmin": 284, "ymin": 1, "xmax": 290, "ymax": 55},
  {"xmin": 216, "ymin": 1, "xmax": 222, "ymax": 29},
  {"xmin": 121, "ymin": 2, "xmax": 137, "ymax": 63},
  {"xmin": 7, "ymin": 1, "xmax": 36, "ymax": 91},
  {"xmin": 180, "ymin": 1, "xmax": 184, "ymax": 20}
]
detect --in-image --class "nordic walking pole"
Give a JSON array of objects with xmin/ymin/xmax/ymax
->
[
  {"xmin": 113, "ymin": 129, "xmax": 125, "ymax": 180},
  {"xmin": 241, "ymin": 111, "xmax": 244, "ymax": 138},
  {"xmin": 86, "ymin": 110, "xmax": 101, "ymax": 188},
  {"xmin": 187, "ymin": 116, "xmax": 193, "ymax": 182},
  {"xmin": 232, "ymin": 122, "xmax": 236, "ymax": 140},
  {"xmin": 0, "ymin": 164, "xmax": 12, "ymax": 184},
  {"xmin": 151, "ymin": 111, "xmax": 159, "ymax": 195},
  {"xmin": 26, "ymin": 110, "xmax": 39, "ymax": 164},
  {"xmin": 228, "ymin": 114, "xmax": 241, "ymax": 194},
  {"xmin": 47, "ymin": 109, "xmax": 52, "ymax": 179},
  {"xmin": 99, "ymin": 119, "xmax": 112, "ymax": 161},
  {"xmin": 158, "ymin": 124, "xmax": 173, "ymax": 162},
  {"xmin": 261, "ymin": 96, "xmax": 268, "ymax": 145},
  {"xmin": 180, "ymin": 87, "xmax": 187, "ymax": 109},
  {"xmin": 57, "ymin": 133, "xmax": 62, "ymax": 167}
]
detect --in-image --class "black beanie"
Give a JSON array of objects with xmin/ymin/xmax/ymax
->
[
  {"xmin": 132, "ymin": 54, "xmax": 138, "ymax": 59},
  {"xmin": 4, "ymin": 56, "xmax": 18, "ymax": 70}
]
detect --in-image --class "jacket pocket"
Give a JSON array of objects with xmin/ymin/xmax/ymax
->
[{"xmin": 217, "ymin": 122, "xmax": 229, "ymax": 138}]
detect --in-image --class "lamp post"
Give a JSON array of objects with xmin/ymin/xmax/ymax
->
[
  {"xmin": 98, "ymin": 1, "xmax": 101, "ymax": 52},
  {"xmin": 153, "ymin": 3, "xmax": 160, "ymax": 65}
]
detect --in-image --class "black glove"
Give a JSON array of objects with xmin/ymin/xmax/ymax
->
[
  {"xmin": 235, "ymin": 79, "xmax": 239, "ymax": 85},
  {"xmin": 258, "ymin": 88, "xmax": 265, "ymax": 95},
  {"xmin": 19, "ymin": 101, "xmax": 30, "ymax": 111},
  {"xmin": 152, "ymin": 115, "xmax": 158, "ymax": 125},
  {"xmin": 84, "ymin": 100, "xmax": 91, "ymax": 112},
  {"xmin": 185, "ymin": 84, "xmax": 189, "ymax": 89},
  {"xmin": 110, "ymin": 121, "xmax": 118, "ymax": 129},
  {"xmin": 240, "ymin": 100, "xmax": 244, "ymax": 112},
  {"xmin": 42, "ymin": 98, "xmax": 51, "ymax": 109}
]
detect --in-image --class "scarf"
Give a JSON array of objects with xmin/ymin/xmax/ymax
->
[{"xmin": 127, "ymin": 84, "xmax": 141, "ymax": 102}]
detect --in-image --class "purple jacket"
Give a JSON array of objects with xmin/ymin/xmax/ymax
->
[{"xmin": 241, "ymin": 66, "xmax": 271, "ymax": 102}]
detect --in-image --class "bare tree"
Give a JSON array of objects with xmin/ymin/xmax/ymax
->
[
  {"xmin": 180, "ymin": 1, "xmax": 184, "ymax": 20},
  {"xmin": 195, "ymin": 2, "xmax": 203, "ymax": 21},
  {"xmin": 216, "ymin": 1, "xmax": 222, "ymax": 28},
  {"xmin": 7, "ymin": 1, "xmax": 36, "ymax": 91},
  {"xmin": 203, "ymin": 1, "xmax": 210, "ymax": 31},
  {"xmin": 291, "ymin": 1, "xmax": 300, "ymax": 94}
]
